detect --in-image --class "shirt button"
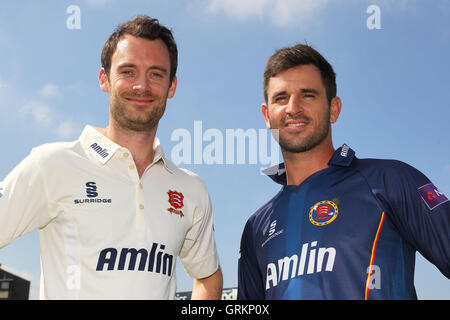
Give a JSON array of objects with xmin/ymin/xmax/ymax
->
[
  {"xmin": 139, "ymin": 204, "xmax": 144, "ymax": 210},
  {"xmin": 139, "ymin": 183, "xmax": 143, "ymax": 190},
  {"xmin": 129, "ymin": 164, "xmax": 135, "ymax": 170},
  {"xmin": 123, "ymin": 152, "xmax": 129, "ymax": 158}
]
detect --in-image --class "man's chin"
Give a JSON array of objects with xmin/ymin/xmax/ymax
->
[
  {"xmin": 110, "ymin": 98, "xmax": 166, "ymax": 133},
  {"xmin": 113, "ymin": 112, "xmax": 158, "ymax": 132},
  {"xmin": 278, "ymin": 135, "xmax": 325, "ymax": 154},
  {"xmin": 119, "ymin": 120, "xmax": 157, "ymax": 132},
  {"xmin": 280, "ymin": 144, "xmax": 314, "ymax": 154}
]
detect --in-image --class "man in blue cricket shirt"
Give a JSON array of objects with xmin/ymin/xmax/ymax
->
[{"xmin": 237, "ymin": 44, "xmax": 449, "ymax": 299}]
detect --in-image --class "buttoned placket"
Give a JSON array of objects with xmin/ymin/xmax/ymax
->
[{"xmin": 120, "ymin": 150, "xmax": 147, "ymax": 236}]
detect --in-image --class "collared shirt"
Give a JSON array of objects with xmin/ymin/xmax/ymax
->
[
  {"xmin": 0, "ymin": 125, "xmax": 219, "ymax": 299},
  {"xmin": 238, "ymin": 144, "xmax": 450, "ymax": 300}
]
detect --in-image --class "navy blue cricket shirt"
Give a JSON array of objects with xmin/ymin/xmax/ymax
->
[{"xmin": 238, "ymin": 144, "xmax": 450, "ymax": 299}]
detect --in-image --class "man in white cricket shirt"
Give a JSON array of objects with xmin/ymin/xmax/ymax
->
[{"xmin": 0, "ymin": 15, "xmax": 222, "ymax": 299}]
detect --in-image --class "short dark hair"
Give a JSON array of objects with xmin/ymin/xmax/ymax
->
[
  {"xmin": 263, "ymin": 44, "xmax": 336, "ymax": 104},
  {"xmin": 101, "ymin": 14, "xmax": 178, "ymax": 81}
]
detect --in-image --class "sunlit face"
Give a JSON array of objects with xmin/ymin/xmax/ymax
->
[
  {"xmin": 262, "ymin": 64, "xmax": 340, "ymax": 154},
  {"xmin": 99, "ymin": 35, "xmax": 177, "ymax": 132}
]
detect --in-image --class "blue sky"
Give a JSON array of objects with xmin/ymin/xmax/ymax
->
[{"xmin": 0, "ymin": 0, "xmax": 449, "ymax": 299}]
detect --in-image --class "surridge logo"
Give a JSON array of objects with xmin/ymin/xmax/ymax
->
[
  {"xmin": 268, "ymin": 220, "xmax": 277, "ymax": 236},
  {"xmin": 74, "ymin": 181, "xmax": 112, "ymax": 204},
  {"xmin": 86, "ymin": 181, "xmax": 98, "ymax": 197},
  {"xmin": 261, "ymin": 220, "xmax": 284, "ymax": 248}
]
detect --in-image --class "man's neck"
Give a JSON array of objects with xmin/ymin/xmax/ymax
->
[
  {"xmin": 96, "ymin": 122, "xmax": 158, "ymax": 178},
  {"xmin": 282, "ymin": 140, "xmax": 335, "ymax": 186}
]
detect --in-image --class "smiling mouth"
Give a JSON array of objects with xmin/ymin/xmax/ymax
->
[
  {"xmin": 284, "ymin": 119, "xmax": 309, "ymax": 128},
  {"xmin": 282, "ymin": 118, "xmax": 310, "ymax": 132},
  {"xmin": 286, "ymin": 123, "xmax": 306, "ymax": 127},
  {"xmin": 125, "ymin": 97, "xmax": 154, "ymax": 105}
]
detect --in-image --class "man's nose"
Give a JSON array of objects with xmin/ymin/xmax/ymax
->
[
  {"xmin": 286, "ymin": 95, "xmax": 303, "ymax": 114},
  {"xmin": 132, "ymin": 75, "xmax": 150, "ymax": 92}
]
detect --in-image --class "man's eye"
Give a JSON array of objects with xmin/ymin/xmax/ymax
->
[
  {"xmin": 121, "ymin": 70, "xmax": 133, "ymax": 75},
  {"xmin": 151, "ymin": 72, "xmax": 163, "ymax": 78}
]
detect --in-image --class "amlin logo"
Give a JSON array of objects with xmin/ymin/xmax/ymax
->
[
  {"xmin": 74, "ymin": 182, "xmax": 112, "ymax": 204},
  {"xmin": 90, "ymin": 143, "xmax": 109, "ymax": 158}
]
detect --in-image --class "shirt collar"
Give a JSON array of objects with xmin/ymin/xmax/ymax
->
[
  {"xmin": 79, "ymin": 125, "xmax": 175, "ymax": 173},
  {"xmin": 262, "ymin": 144, "xmax": 356, "ymax": 185},
  {"xmin": 152, "ymin": 137, "xmax": 176, "ymax": 174},
  {"xmin": 79, "ymin": 125, "xmax": 120, "ymax": 165},
  {"xmin": 327, "ymin": 143, "xmax": 355, "ymax": 167}
]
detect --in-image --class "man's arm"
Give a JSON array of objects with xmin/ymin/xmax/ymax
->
[
  {"xmin": 377, "ymin": 160, "xmax": 450, "ymax": 278},
  {"xmin": 191, "ymin": 267, "xmax": 223, "ymax": 300},
  {"xmin": 237, "ymin": 219, "xmax": 265, "ymax": 300},
  {"xmin": 0, "ymin": 150, "xmax": 54, "ymax": 248},
  {"xmin": 179, "ymin": 179, "xmax": 222, "ymax": 299}
]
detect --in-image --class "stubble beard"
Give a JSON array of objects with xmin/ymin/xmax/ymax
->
[
  {"xmin": 109, "ymin": 89, "xmax": 168, "ymax": 133},
  {"xmin": 271, "ymin": 109, "xmax": 331, "ymax": 154}
]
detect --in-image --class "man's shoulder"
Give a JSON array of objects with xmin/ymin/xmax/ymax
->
[
  {"xmin": 164, "ymin": 159, "xmax": 209, "ymax": 191},
  {"xmin": 352, "ymin": 157, "xmax": 428, "ymax": 188},
  {"xmin": 30, "ymin": 140, "xmax": 81, "ymax": 162},
  {"xmin": 353, "ymin": 157, "xmax": 417, "ymax": 174},
  {"xmin": 32, "ymin": 140, "xmax": 78, "ymax": 152},
  {"xmin": 20, "ymin": 140, "xmax": 85, "ymax": 175}
]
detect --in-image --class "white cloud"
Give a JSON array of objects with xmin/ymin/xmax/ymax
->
[
  {"xmin": 206, "ymin": 0, "xmax": 271, "ymax": 20},
  {"xmin": 84, "ymin": 0, "xmax": 116, "ymax": 7},
  {"xmin": 39, "ymin": 83, "xmax": 60, "ymax": 99},
  {"xmin": 20, "ymin": 100, "xmax": 53, "ymax": 126},
  {"xmin": 57, "ymin": 121, "xmax": 81, "ymax": 139},
  {"xmin": 8, "ymin": 84, "xmax": 82, "ymax": 139},
  {"xmin": 203, "ymin": 0, "xmax": 330, "ymax": 27}
]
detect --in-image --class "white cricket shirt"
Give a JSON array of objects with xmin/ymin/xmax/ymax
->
[{"xmin": 0, "ymin": 125, "xmax": 219, "ymax": 299}]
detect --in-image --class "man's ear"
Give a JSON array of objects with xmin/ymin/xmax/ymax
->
[
  {"xmin": 167, "ymin": 75, "xmax": 177, "ymax": 99},
  {"xmin": 261, "ymin": 103, "xmax": 271, "ymax": 129},
  {"xmin": 330, "ymin": 96, "xmax": 342, "ymax": 124},
  {"xmin": 99, "ymin": 68, "xmax": 110, "ymax": 93}
]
